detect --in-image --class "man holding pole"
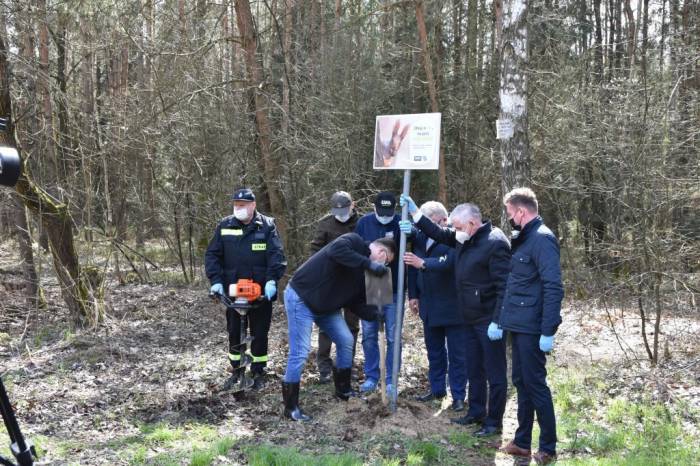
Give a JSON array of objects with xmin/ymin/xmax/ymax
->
[
  {"xmin": 354, "ymin": 192, "xmax": 402, "ymax": 395},
  {"xmin": 400, "ymin": 196, "xmax": 511, "ymax": 437}
]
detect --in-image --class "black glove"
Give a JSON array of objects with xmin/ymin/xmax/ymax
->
[{"xmin": 367, "ymin": 261, "xmax": 388, "ymax": 277}]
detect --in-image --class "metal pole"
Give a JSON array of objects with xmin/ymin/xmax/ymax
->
[
  {"xmin": 390, "ymin": 169, "xmax": 411, "ymax": 412},
  {"xmin": 0, "ymin": 376, "xmax": 34, "ymax": 466}
]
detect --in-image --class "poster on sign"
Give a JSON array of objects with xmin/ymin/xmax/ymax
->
[{"xmin": 373, "ymin": 113, "xmax": 441, "ymax": 170}]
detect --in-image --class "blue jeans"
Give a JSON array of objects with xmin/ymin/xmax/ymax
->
[
  {"xmin": 283, "ymin": 286, "xmax": 354, "ymax": 383},
  {"xmin": 361, "ymin": 303, "xmax": 402, "ymax": 385}
]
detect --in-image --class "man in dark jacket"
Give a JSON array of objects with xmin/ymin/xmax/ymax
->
[
  {"xmin": 405, "ymin": 201, "xmax": 467, "ymax": 412},
  {"xmin": 309, "ymin": 191, "xmax": 360, "ymax": 384},
  {"xmin": 205, "ymin": 188, "xmax": 287, "ymax": 390},
  {"xmin": 354, "ymin": 192, "xmax": 403, "ymax": 394},
  {"xmin": 400, "ymin": 196, "xmax": 511, "ymax": 437},
  {"xmin": 282, "ymin": 233, "xmax": 394, "ymax": 421},
  {"xmin": 492, "ymin": 188, "xmax": 564, "ymax": 465}
]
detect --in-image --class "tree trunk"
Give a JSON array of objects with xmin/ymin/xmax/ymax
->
[
  {"xmin": 594, "ymin": 0, "xmax": 604, "ymax": 81},
  {"xmin": 13, "ymin": 194, "xmax": 40, "ymax": 309},
  {"xmin": 234, "ymin": 0, "xmax": 288, "ymax": 239},
  {"xmin": 416, "ymin": 1, "xmax": 447, "ymax": 204},
  {"xmin": 623, "ymin": 0, "xmax": 636, "ymax": 71},
  {"xmin": 0, "ymin": 34, "xmax": 103, "ymax": 325},
  {"xmin": 499, "ymin": 0, "xmax": 530, "ymax": 194},
  {"xmin": 37, "ymin": 0, "xmax": 59, "ymax": 184}
]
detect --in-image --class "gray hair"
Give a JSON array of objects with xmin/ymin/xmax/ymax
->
[
  {"xmin": 420, "ymin": 201, "xmax": 448, "ymax": 219},
  {"xmin": 449, "ymin": 203, "xmax": 482, "ymax": 223}
]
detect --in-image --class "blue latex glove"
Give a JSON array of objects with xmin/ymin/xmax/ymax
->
[
  {"xmin": 399, "ymin": 220, "xmax": 413, "ymax": 234},
  {"xmin": 264, "ymin": 280, "xmax": 277, "ymax": 300},
  {"xmin": 210, "ymin": 283, "xmax": 224, "ymax": 296},
  {"xmin": 399, "ymin": 194, "xmax": 418, "ymax": 214},
  {"xmin": 540, "ymin": 335, "xmax": 555, "ymax": 353},
  {"xmin": 487, "ymin": 322, "xmax": 503, "ymax": 341},
  {"xmin": 367, "ymin": 262, "xmax": 388, "ymax": 276}
]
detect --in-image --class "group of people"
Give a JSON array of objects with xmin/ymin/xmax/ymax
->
[{"xmin": 204, "ymin": 186, "xmax": 563, "ymax": 464}]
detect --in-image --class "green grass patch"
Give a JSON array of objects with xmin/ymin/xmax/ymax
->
[
  {"xmin": 553, "ymin": 367, "xmax": 700, "ymax": 465},
  {"xmin": 88, "ymin": 422, "xmax": 236, "ymax": 466},
  {"xmin": 406, "ymin": 440, "xmax": 444, "ymax": 464},
  {"xmin": 245, "ymin": 444, "xmax": 362, "ymax": 466}
]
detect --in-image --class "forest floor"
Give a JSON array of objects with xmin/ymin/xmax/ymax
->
[{"xmin": 1, "ymin": 240, "xmax": 699, "ymax": 465}]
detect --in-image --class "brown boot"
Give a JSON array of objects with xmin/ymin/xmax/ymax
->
[
  {"xmin": 501, "ymin": 441, "xmax": 531, "ymax": 458},
  {"xmin": 533, "ymin": 450, "xmax": 557, "ymax": 464}
]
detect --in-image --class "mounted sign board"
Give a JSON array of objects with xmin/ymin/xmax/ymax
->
[
  {"xmin": 373, "ymin": 113, "xmax": 441, "ymax": 170},
  {"xmin": 496, "ymin": 119, "xmax": 514, "ymax": 140}
]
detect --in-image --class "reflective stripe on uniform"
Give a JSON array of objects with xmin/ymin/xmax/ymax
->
[
  {"xmin": 228, "ymin": 353, "xmax": 241, "ymax": 361},
  {"xmin": 222, "ymin": 228, "xmax": 243, "ymax": 236},
  {"xmin": 251, "ymin": 354, "xmax": 268, "ymax": 363}
]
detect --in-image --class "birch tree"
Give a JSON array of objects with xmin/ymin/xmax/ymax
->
[{"xmin": 499, "ymin": 0, "xmax": 530, "ymax": 194}]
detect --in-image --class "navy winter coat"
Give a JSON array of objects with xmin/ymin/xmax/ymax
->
[
  {"xmin": 417, "ymin": 217, "xmax": 511, "ymax": 325},
  {"xmin": 495, "ymin": 216, "xmax": 564, "ymax": 336},
  {"xmin": 407, "ymin": 232, "xmax": 462, "ymax": 327},
  {"xmin": 204, "ymin": 212, "xmax": 287, "ymax": 300}
]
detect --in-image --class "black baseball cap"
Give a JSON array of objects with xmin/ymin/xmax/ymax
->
[
  {"xmin": 330, "ymin": 191, "xmax": 352, "ymax": 216},
  {"xmin": 374, "ymin": 191, "xmax": 397, "ymax": 217},
  {"xmin": 231, "ymin": 188, "xmax": 255, "ymax": 202}
]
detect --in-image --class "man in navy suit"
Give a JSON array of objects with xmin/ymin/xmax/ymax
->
[{"xmin": 405, "ymin": 201, "xmax": 467, "ymax": 412}]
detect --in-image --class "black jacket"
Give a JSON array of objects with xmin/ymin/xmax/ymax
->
[
  {"xmin": 289, "ymin": 233, "xmax": 377, "ymax": 320},
  {"xmin": 309, "ymin": 211, "xmax": 359, "ymax": 254},
  {"xmin": 417, "ymin": 216, "xmax": 511, "ymax": 325},
  {"xmin": 204, "ymin": 212, "xmax": 287, "ymax": 300}
]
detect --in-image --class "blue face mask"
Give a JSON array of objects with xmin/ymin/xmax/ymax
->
[{"xmin": 375, "ymin": 213, "xmax": 394, "ymax": 225}]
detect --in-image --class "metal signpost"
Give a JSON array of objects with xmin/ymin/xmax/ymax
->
[{"xmin": 373, "ymin": 113, "xmax": 441, "ymax": 412}]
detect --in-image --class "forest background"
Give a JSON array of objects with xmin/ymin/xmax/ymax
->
[{"xmin": 0, "ymin": 1, "xmax": 698, "ymax": 465}]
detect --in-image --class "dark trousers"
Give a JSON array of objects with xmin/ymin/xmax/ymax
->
[
  {"xmin": 511, "ymin": 332, "xmax": 557, "ymax": 454},
  {"xmin": 465, "ymin": 321, "xmax": 507, "ymax": 428},
  {"xmin": 226, "ymin": 300, "xmax": 272, "ymax": 373},
  {"xmin": 423, "ymin": 322, "xmax": 468, "ymax": 402},
  {"xmin": 316, "ymin": 309, "xmax": 359, "ymax": 374}
]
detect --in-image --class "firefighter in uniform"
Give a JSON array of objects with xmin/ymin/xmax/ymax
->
[{"xmin": 205, "ymin": 188, "xmax": 287, "ymax": 390}]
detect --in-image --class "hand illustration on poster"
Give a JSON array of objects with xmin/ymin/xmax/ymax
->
[
  {"xmin": 373, "ymin": 113, "xmax": 441, "ymax": 170},
  {"xmin": 375, "ymin": 120, "xmax": 410, "ymax": 168}
]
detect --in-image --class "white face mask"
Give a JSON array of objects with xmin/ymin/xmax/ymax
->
[
  {"xmin": 375, "ymin": 213, "xmax": 394, "ymax": 225},
  {"xmin": 335, "ymin": 213, "xmax": 351, "ymax": 223},
  {"xmin": 455, "ymin": 231, "xmax": 470, "ymax": 244},
  {"xmin": 233, "ymin": 207, "xmax": 250, "ymax": 221}
]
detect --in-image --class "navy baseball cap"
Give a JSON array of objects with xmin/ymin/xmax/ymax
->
[
  {"xmin": 231, "ymin": 188, "xmax": 255, "ymax": 202},
  {"xmin": 374, "ymin": 191, "xmax": 396, "ymax": 216}
]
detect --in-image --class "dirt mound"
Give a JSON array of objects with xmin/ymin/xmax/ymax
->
[{"xmin": 319, "ymin": 391, "xmax": 454, "ymax": 439}]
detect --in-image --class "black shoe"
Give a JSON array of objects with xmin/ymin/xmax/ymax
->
[
  {"xmin": 251, "ymin": 371, "xmax": 266, "ymax": 390},
  {"xmin": 319, "ymin": 371, "xmax": 332, "ymax": 384},
  {"xmin": 332, "ymin": 367, "xmax": 357, "ymax": 401},
  {"xmin": 282, "ymin": 382, "xmax": 312, "ymax": 422},
  {"xmin": 222, "ymin": 373, "xmax": 239, "ymax": 391},
  {"xmin": 415, "ymin": 392, "xmax": 446, "ymax": 402},
  {"xmin": 451, "ymin": 414, "xmax": 484, "ymax": 426},
  {"xmin": 451, "ymin": 399, "xmax": 465, "ymax": 412},
  {"xmin": 474, "ymin": 425, "xmax": 502, "ymax": 437}
]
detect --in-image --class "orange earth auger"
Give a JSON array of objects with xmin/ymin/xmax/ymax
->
[{"xmin": 210, "ymin": 279, "xmax": 265, "ymax": 398}]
